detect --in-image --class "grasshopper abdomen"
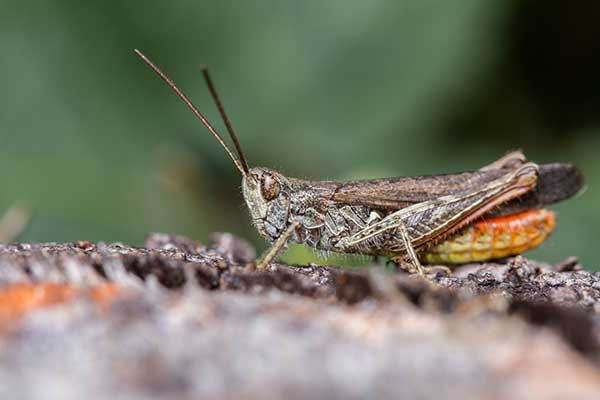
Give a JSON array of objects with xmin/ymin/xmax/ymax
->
[{"xmin": 421, "ymin": 208, "xmax": 555, "ymax": 264}]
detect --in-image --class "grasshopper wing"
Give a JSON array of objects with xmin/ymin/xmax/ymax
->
[
  {"xmin": 331, "ymin": 169, "xmax": 508, "ymax": 210},
  {"xmin": 331, "ymin": 163, "xmax": 583, "ymax": 214}
]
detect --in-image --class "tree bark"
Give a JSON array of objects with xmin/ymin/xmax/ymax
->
[{"xmin": 0, "ymin": 233, "xmax": 598, "ymax": 399}]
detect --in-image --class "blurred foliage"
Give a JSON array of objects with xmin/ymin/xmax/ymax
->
[{"xmin": 1, "ymin": 0, "xmax": 599, "ymax": 268}]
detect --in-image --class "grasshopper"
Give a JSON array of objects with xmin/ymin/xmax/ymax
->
[{"xmin": 135, "ymin": 50, "xmax": 584, "ymax": 275}]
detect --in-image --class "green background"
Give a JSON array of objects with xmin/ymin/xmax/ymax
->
[{"xmin": 1, "ymin": 1, "xmax": 598, "ymax": 268}]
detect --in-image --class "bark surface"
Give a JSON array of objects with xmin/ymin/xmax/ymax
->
[{"xmin": 0, "ymin": 233, "xmax": 598, "ymax": 399}]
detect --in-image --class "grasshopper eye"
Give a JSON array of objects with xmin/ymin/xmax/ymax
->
[{"xmin": 261, "ymin": 174, "xmax": 281, "ymax": 201}]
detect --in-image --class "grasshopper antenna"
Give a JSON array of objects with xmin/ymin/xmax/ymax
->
[
  {"xmin": 201, "ymin": 66, "xmax": 250, "ymax": 175},
  {"xmin": 134, "ymin": 49, "xmax": 248, "ymax": 176}
]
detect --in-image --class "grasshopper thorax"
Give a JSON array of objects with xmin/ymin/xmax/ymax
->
[{"xmin": 242, "ymin": 167, "xmax": 291, "ymax": 241}]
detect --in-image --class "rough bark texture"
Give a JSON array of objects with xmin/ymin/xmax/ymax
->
[{"xmin": 0, "ymin": 233, "xmax": 599, "ymax": 399}]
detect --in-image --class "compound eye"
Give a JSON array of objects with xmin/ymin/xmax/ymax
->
[{"xmin": 261, "ymin": 174, "xmax": 281, "ymax": 201}]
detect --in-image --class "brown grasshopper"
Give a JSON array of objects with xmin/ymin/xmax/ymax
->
[{"xmin": 134, "ymin": 50, "xmax": 584, "ymax": 275}]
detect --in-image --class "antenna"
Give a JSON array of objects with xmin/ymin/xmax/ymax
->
[
  {"xmin": 201, "ymin": 67, "xmax": 249, "ymax": 174},
  {"xmin": 134, "ymin": 49, "xmax": 247, "ymax": 176}
]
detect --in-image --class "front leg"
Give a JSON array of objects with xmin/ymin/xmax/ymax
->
[{"xmin": 254, "ymin": 221, "xmax": 300, "ymax": 270}]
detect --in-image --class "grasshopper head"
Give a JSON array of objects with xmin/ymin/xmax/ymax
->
[
  {"xmin": 242, "ymin": 167, "xmax": 291, "ymax": 241},
  {"xmin": 135, "ymin": 51, "xmax": 292, "ymax": 241}
]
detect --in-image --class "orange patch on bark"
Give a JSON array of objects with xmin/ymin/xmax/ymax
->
[{"xmin": 0, "ymin": 283, "xmax": 119, "ymax": 331}]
